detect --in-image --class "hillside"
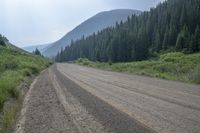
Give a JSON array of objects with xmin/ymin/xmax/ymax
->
[
  {"xmin": 56, "ymin": 0, "xmax": 200, "ymax": 62},
  {"xmin": 0, "ymin": 36, "xmax": 50, "ymax": 132},
  {"xmin": 42, "ymin": 9, "xmax": 141, "ymax": 57}
]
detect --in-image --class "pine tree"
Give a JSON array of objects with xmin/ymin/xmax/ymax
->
[
  {"xmin": 189, "ymin": 35, "xmax": 196, "ymax": 52},
  {"xmin": 0, "ymin": 34, "xmax": 6, "ymax": 46},
  {"xmin": 168, "ymin": 24, "xmax": 178, "ymax": 46},
  {"xmin": 180, "ymin": 5, "xmax": 187, "ymax": 28},
  {"xmin": 195, "ymin": 26, "xmax": 200, "ymax": 51},
  {"xmin": 176, "ymin": 33, "xmax": 184, "ymax": 51},
  {"xmin": 33, "ymin": 48, "xmax": 42, "ymax": 56},
  {"xmin": 153, "ymin": 30, "xmax": 161, "ymax": 52},
  {"xmin": 189, "ymin": 26, "xmax": 200, "ymax": 52},
  {"xmin": 176, "ymin": 25, "xmax": 190, "ymax": 51},
  {"xmin": 0, "ymin": 40, "xmax": 6, "ymax": 46},
  {"xmin": 162, "ymin": 27, "xmax": 169, "ymax": 50}
]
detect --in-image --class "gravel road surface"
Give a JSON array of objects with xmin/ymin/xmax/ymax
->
[{"xmin": 15, "ymin": 64, "xmax": 200, "ymax": 133}]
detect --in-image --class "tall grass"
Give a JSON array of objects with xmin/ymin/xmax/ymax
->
[
  {"xmin": 75, "ymin": 52, "xmax": 200, "ymax": 84},
  {"xmin": 0, "ymin": 46, "xmax": 50, "ymax": 110},
  {"xmin": 0, "ymin": 46, "xmax": 50, "ymax": 132}
]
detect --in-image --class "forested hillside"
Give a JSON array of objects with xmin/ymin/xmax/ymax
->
[{"xmin": 56, "ymin": 0, "xmax": 200, "ymax": 62}]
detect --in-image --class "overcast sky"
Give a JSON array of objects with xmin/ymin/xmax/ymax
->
[{"xmin": 0, "ymin": 0, "xmax": 165, "ymax": 47}]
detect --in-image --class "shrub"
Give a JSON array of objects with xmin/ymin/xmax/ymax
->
[
  {"xmin": 76, "ymin": 58, "xmax": 84, "ymax": 63},
  {"xmin": 29, "ymin": 66, "xmax": 39, "ymax": 74},
  {"xmin": 160, "ymin": 52, "xmax": 184, "ymax": 62},
  {"xmin": 108, "ymin": 60, "xmax": 113, "ymax": 65},
  {"xmin": 21, "ymin": 69, "xmax": 32, "ymax": 76}
]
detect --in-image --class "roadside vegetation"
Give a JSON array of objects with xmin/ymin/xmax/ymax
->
[
  {"xmin": 0, "ymin": 41, "xmax": 51, "ymax": 132},
  {"xmin": 75, "ymin": 52, "xmax": 200, "ymax": 84}
]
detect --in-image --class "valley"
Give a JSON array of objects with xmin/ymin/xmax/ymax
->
[{"xmin": 1, "ymin": 0, "xmax": 200, "ymax": 132}]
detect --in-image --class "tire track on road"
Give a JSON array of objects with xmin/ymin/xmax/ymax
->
[{"xmin": 54, "ymin": 65, "xmax": 155, "ymax": 133}]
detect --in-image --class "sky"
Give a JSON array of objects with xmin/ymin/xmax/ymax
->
[{"xmin": 0, "ymin": 0, "xmax": 165, "ymax": 47}]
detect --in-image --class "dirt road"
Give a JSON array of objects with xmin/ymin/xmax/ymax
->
[{"xmin": 15, "ymin": 64, "xmax": 200, "ymax": 133}]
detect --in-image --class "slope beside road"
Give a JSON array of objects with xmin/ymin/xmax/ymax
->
[{"xmin": 15, "ymin": 64, "xmax": 200, "ymax": 133}]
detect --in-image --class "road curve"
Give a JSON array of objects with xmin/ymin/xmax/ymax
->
[{"xmin": 15, "ymin": 64, "xmax": 200, "ymax": 133}]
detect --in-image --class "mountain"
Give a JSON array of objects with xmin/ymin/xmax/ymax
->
[
  {"xmin": 55, "ymin": 0, "xmax": 200, "ymax": 62},
  {"xmin": 42, "ymin": 9, "xmax": 141, "ymax": 57},
  {"xmin": 23, "ymin": 44, "xmax": 50, "ymax": 53}
]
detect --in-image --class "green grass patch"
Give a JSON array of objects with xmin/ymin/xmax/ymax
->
[
  {"xmin": 0, "ymin": 46, "xmax": 50, "ymax": 110},
  {"xmin": 1, "ymin": 105, "xmax": 18, "ymax": 132},
  {"xmin": 75, "ymin": 52, "xmax": 200, "ymax": 84}
]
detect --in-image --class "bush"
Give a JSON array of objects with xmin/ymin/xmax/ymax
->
[
  {"xmin": 77, "ymin": 58, "xmax": 83, "ymax": 63},
  {"xmin": 21, "ymin": 69, "xmax": 32, "ymax": 76},
  {"xmin": 160, "ymin": 52, "xmax": 184, "ymax": 62},
  {"xmin": 108, "ymin": 60, "xmax": 113, "ymax": 65},
  {"xmin": 29, "ymin": 66, "xmax": 39, "ymax": 74}
]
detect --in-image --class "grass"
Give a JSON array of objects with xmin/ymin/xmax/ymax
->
[
  {"xmin": 0, "ymin": 45, "xmax": 51, "ymax": 132},
  {"xmin": 75, "ymin": 52, "xmax": 200, "ymax": 84},
  {"xmin": 1, "ymin": 100, "xmax": 21, "ymax": 133}
]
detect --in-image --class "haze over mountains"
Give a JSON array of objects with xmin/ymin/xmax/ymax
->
[
  {"xmin": 23, "ymin": 9, "xmax": 141, "ymax": 57},
  {"xmin": 23, "ymin": 44, "xmax": 50, "ymax": 53}
]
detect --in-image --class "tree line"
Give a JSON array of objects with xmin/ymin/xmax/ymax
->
[{"xmin": 56, "ymin": 0, "xmax": 200, "ymax": 62}]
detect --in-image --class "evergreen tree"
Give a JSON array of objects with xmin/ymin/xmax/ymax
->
[
  {"xmin": 176, "ymin": 33, "xmax": 184, "ymax": 51},
  {"xmin": 189, "ymin": 26, "xmax": 200, "ymax": 52},
  {"xmin": 153, "ymin": 30, "xmax": 161, "ymax": 52},
  {"xmin": 0, "ymin": 40, "xmax": 6, "ymax": 46},
  {"xmin": 180, "ymin": 5, "xmax": 187, "ymax": 28},
  {"xmin": 176, "ymin": 25, "xmax": 190, "ymax": 51},
  {"xmin": 168, "ymin": 24, "xmax": 178, "ymax": 46},
  {"xmin": 189, "ymin": 35, "xmax": 196, "ymax": 52},
  {"xmin": 0, "ymin": 34, "xmax": 6, "ymax": 46},
  {"xmin": 195, "ymin": 26, "xmax": 200, "ymax": 51},
  {"xmin": 162, "ymin": 27, "xmax": 169, "ymax": 50},
  {"xmin": 33, "ymin": 48, "xmax": 42, "ymax": 56}
]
